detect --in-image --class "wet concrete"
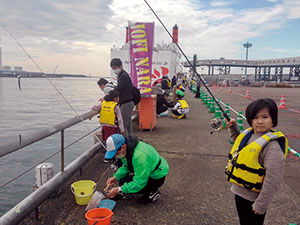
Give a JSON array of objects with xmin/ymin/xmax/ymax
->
[{"xmin": 22, "ymin": 87, "xmax": 300, "ymax": 225}]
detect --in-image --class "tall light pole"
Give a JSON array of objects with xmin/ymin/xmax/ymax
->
[{"xmin": 243, "ymin": 42, "xmax": 252, "ymax": 77}]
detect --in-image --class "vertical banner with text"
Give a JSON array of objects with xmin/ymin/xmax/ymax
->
[{"xmin": 129, "ymin": 22, "xmax": 154, "ymax": 96}]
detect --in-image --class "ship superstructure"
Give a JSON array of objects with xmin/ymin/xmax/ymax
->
[{"xmin": 110, "ymin": 25, "xmax": 183, "ymax": 85}]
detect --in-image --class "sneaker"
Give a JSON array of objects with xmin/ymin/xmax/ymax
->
[
  {"xmin": 110, "ymin": 164, "xmax": 118, "ymax": 171},
  {"xmin": 104, "ymin": 158, "xmax": 112, "ymax": 163},
  {"xmin": 172, "ymin": 114, "xmax": 179, "ymax": 119},
  {"xmin": 177, "ymin": 114, "xmax": 184, "ymax": 119},
  {"xmin": 160, "ymin": 111, "xmax": 169, "ymax": 117},
  {"xmin": 149, "ymin": 190, "xmax": 160, "ymax": 202},
  {"xmin": 137, "ymin": 190, "xmax": 160, "ymax": 204}
]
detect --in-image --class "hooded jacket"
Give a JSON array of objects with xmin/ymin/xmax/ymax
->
[{"xmin": 113, "ymin": 135, "xmax": 169, "ymax": 194}]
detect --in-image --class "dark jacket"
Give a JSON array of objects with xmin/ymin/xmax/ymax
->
[
  {"xmin": 171, "ymin": 76, "xmax": 177, "ymax": 87},
  {"xmin": 115, "ymin": 70, "xmax": 134, "ymax": 105},
  {"xmin": 156, "ymin": 94, "xmax": 173, "ymax": 113},
  {"xmin": 161, "ymin": 79, "xmax": 169, "ymax": 90}
]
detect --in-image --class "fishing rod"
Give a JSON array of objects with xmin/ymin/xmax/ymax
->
[
  {"xmin": 2, "ymin": 25, "xmax": 107, "ymax": 150},
  {"xmin": 144, "ymin": 0, "xmax": 230, "ymax": 122}
]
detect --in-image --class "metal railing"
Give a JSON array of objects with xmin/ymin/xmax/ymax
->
[
  {"xmin": 0, "ymin": 110, "xmax": 100, "ymax": 225},
  {"xmin": 0, "ymin": 110, "xmax": 138, "ymax": 225},
  {"xmin": 0, "ymin": 110, "xmax": 98, "ymax": 158}
]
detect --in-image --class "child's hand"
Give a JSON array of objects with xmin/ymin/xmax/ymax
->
[
  {"xmin": 98, "ymin": 97, "xmax": 104, "ymax": 102},
  {"xmin": 226, "ymin": 118, "xmax": 236, "ymax": 128}
]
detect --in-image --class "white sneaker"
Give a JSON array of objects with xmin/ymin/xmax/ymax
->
[{"xmin": 110, "ymin": 164, "xmax": 118, "ymax": 171}]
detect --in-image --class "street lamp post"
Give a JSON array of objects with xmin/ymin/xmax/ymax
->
[{"xmin": 243, "ymin": 42, "xmax": 252, "ymax": 79}]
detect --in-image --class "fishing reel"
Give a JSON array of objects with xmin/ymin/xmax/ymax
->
[{"xmin": 210, "ymin": 117, "xmax": 223, "ymax": 134}]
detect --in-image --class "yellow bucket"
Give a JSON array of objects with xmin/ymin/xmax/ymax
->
[{"xmin": 71, "ymin": 180, "xmax": 96, "ymax": 205}]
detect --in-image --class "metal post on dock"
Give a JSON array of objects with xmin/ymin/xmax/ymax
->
[
  {"xmin": 61, "ymin": 130, "xmax": 64, "ymax": 172},
  {"xmin": 243, "ymin": 42, "xmax": 252, "ymax": 79}
]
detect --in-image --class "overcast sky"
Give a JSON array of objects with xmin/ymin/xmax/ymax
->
[{"xmin": 0, "ymin": 0, "xmax": 300, "ymax": 76}]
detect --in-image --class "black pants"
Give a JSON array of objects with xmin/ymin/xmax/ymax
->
[
  {"xmin": 119, "ymin": 175, "xmax": 166, "ymax": 194},
  {"xmin": 157, "ymin": 105, "xmax": 168, "ymax": 114},
  {"xmin": 195, "ymin": 86, "xmax": 200, "ymax": 98},
  {"xmin": 171, "ymin": 109, "xmax": 181, "ymax": 116},
  {"xmin": 235, "ymin": 195, "xmax": 266, "ymax": 225}
]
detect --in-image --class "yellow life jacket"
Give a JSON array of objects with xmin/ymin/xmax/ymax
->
[
  {"xmin": 178, "ymin": 100, "xmax": 189, "ymax": 109},
  {"xmin": 99, "ymin": 101, "xmax": 118, "ymax": 126},
  {"xmin": 167, "ymin": 79, "xmax": 171, "ymax": 88},
  {"xmin": 225, "ymin": 127, "xmax": 288, "ymax": 192}
]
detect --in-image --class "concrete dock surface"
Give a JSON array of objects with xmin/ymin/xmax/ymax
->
[{"xmin": 22, "ymin": 86, "xmax": 300, "ymax": 225}]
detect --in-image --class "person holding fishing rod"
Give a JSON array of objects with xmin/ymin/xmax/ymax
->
[
  {"xmin": 142, "ymin": 1, "xmax": 291, "ymax": 223},
  {"xmin": 225, "ymin": 98, "xmax": 288, "ymax": 225}
]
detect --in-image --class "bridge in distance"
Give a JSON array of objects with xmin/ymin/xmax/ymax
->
[{"xmin": 184, "ymin": 56, "xmax": 300, "ymax": 82}]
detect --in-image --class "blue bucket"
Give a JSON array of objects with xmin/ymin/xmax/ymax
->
[{"xmin": 97, "ymin": 199, "xmax": 116, "ymax": 211}]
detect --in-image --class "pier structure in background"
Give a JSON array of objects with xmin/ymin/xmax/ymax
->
[
  {"xmin": 184, "ymin": 56, "xmax": 300, "ymax": 82},
  {"xmin": 0, "ymin": 46, "xmax": 2, "ymax": 69}
]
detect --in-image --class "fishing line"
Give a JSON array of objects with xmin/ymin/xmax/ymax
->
[
  {"xmin": 2, "ymin": 25, "xmax": 107, "ymax": 150},
  {"xmin": 143, "ymin": 0, "xmax": 230, "ymax": 121}
]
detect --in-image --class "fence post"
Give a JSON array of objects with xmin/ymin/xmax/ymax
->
[{"xmin": 61, "ymin": 130, "xmax": 64, "ymax": 172}]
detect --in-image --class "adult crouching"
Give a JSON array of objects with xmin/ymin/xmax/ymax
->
[{"xmin": 105, "ymin": 134, "xmax": 169, "ymax": 204}]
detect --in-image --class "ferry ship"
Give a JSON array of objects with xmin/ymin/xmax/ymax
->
[{"xmin": 110, "ymin": 24, "xmax": 184, "ymax": 84}]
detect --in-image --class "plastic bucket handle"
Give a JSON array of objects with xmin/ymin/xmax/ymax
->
[{"xmin": 71, "ymin": 185, "xmax": 96, "ymax": 198}]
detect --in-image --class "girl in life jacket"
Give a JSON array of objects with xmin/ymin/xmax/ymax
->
[
  {"xmin": 171, "ymin": 90, "xmax": 189, "ymax": 119},
  {"xmin": 225, "ymin": 98, "xmax": 288, "ymax": 225},
  {"xmin": 91, "ymin": 90, "xmax": 125, "ymax": 142}
]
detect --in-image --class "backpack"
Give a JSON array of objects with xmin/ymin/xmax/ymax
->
[{"xmin": 132, "ymin": 86, "xmax": 141, "ymax": 105}]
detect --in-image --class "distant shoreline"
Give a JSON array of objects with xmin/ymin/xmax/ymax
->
[{"xmin": 0, "ymin": 73, "xmax": 87, "ymax": 78}]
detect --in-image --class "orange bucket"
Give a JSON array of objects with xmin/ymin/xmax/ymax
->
[{"xmin": 85, "ymin": 208, "xmax": 113, "ymax": 225}]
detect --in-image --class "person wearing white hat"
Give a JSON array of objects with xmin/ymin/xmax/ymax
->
[{"xmin": 105, "ymin": 134, "xmax": 169, "ymax": 204}]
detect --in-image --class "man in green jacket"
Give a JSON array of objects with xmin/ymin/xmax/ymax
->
[{"xmin": 105, "ymin": 134, "xmax": 169, "ymax": 204}]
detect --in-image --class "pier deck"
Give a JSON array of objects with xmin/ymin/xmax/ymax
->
[{"xmin": 23, "ymin": 87, "xmax": 300, "ymax": 225}]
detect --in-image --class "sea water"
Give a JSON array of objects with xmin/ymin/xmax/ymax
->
[{"xmin": 0, "ymin": 77, "xmax": 103, "ymax": 216}]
